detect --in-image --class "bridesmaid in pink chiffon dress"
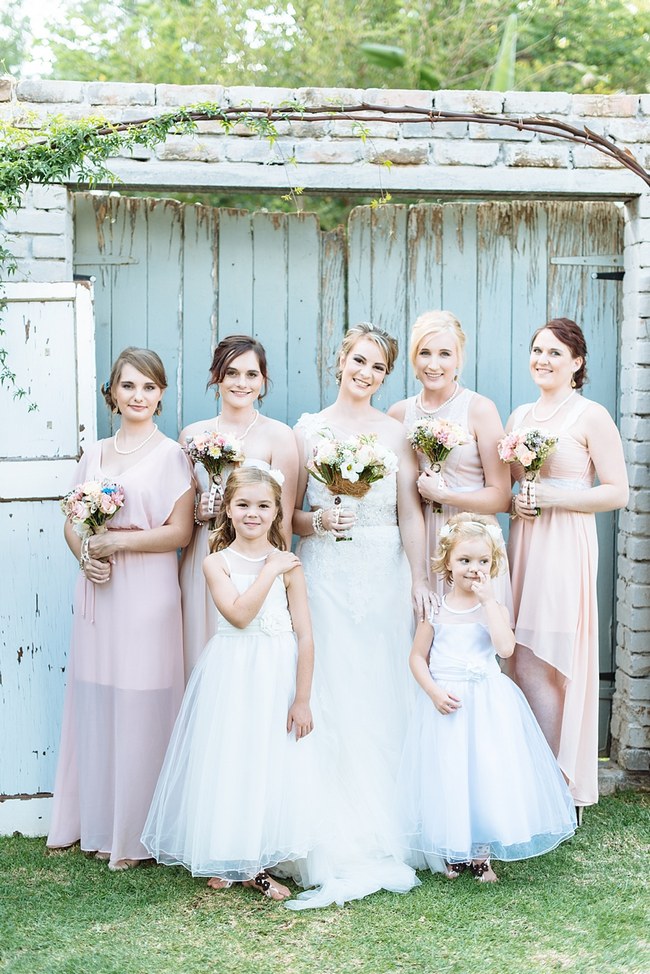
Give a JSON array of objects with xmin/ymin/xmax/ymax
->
[
  {"xmin": 179, "ymin": 336, "xmax": 298, "ymax": 682},
  {"xmin": 388, "ymin": 311, "xmax": 512, "ymax": 614},
  {"xmin": 507, "ymin": 319, "xmax": 628, "ymax": 812},
  {"xmin": 47, "ymin": 348, "xmax": 194, "ymax": 871}
]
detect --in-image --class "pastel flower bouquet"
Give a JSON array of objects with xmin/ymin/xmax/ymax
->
[
  {"xmin": 498, "ymin": 427, "xmax": 559, "ymax": 516},
  {"xmin": 307, "ymin": 431, "xmax": 399, "ymax": 540},
  {"xmin": 407, "ymin": 417, "xmax": 469, "ymax": 513},
  {"xmin": 61, "ymin": 479, "xmax": 126, "ymax": 537},
  {"xmin": 184, "ymin": 431, "xmax": 245, "ymax": 517}
]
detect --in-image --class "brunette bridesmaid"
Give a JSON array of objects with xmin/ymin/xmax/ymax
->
[
  {"xmin": 506, "ymin": 318, "xmax": 628, "ymax": 813},
  {"xmin": 47, "ymin": 347, "xmax": 194, "ymax": 871},
  {"xmin": 388, "ymin": 311, "xmax": 512, "ymax": 611},
  {"xmin": 179, "ymin": 335, "xmax": 299, "ymax": 680}
]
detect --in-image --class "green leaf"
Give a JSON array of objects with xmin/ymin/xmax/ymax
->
[
  {"xmin": 490, "ymin": 13, "xmax": 517, "ymax": 92},
  {"xmin": 359, "ymin": 43, "xmax": 406, "ymax": 71}
]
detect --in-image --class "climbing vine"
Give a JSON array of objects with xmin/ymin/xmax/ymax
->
[{"xmin": 2, "ymin": 100, "xmax": 649, "ymax": 405}]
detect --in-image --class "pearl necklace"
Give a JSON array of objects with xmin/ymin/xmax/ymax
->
[
  {"xmin": 417, "ymin": 382, "xmax": 459, "ymax": 416},
  {"xmin": 531, "ymin": 390, "xmax": 575, "ymax": 423},
  {"xmin": 114, "ymin": 424, "xmax": 158, "ymax": 455},
  {"xmin": 216, "ymin": 409, "xmax": 259, "ymax": 441}
]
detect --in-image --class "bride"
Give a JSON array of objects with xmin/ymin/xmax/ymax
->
[{"xmin": 286, "ymin": 322, "xmax": 429, "ymax": 910}]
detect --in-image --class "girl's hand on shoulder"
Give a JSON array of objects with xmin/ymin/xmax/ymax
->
[
  {"xmin": 287, "ymin": 700, "xmax": 314, "ymax": 740},
  {"xmin": 266, "ymin": 550, "xmax": 301, "ymax": 577},
  {"xmin": 431, "ymin": 686, "xmax": 462, "ymax": 716},
  {"xmin": 469, "ymin": 570, "xmax": 495, "ymax": 604},
  {"xmin": 82, "ymin": 555, "xmax": 112, "ymax": 584}
]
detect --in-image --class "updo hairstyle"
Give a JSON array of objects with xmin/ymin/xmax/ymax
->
[
  {"xmin": 409, "ymin": 311, "xmax": 466, "ymax": 374},
  {"xmin": 531, "ymin": 318, "xmax": 588, "ymax": 389},
  {"xmin": 335, "ymin": 322, "xmax": 399, "ymax": 383},
  {"xmin": 101, "ymin": 347, "xmax": 167, "ymax": 415},
  {"xmin": 208, "ymin": 334, "xmax": 269, "ymax": 400}
]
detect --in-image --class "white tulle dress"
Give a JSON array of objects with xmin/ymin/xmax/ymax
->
[
  {"xmin": 142, "ymin": 548, "xmax": 324, "ymax": 882},
  {"xmin": 283, "ymin": 413, "xmax": 419, "ymax": 910},
  {"xmin": 179, "ymin": 458, "xmax": 271, "ymax": 682},
  {"xmin": 398, "ymin": 600, "xmax": 576, "ymax": 869}
]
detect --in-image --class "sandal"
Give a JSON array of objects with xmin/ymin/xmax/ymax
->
[
  {"xmin": 207, "ymin": 877, "xmax": 233, "ymax": 890},
  {"xmin": 244, "ymin": 870, "xmax": 291, "ymax": 901},
  {"xmin": 444, "ymin": 861, "xmax": 470, "ymax": 880},
  {"xmin": 469, "ymin": 860, "xmax": 498, "ymax": 883}
]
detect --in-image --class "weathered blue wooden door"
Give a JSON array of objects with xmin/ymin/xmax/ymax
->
[{"xmin": 74, "ymin": 196, "xmax": 622, "ymax": 752}]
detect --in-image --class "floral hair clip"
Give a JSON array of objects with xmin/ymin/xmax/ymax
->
[
  {"xmin": 484, "ymin": 524, "xmax": 503, "ymax": 543},
  {"xmin": 439, "ymin": 524, "xmax": 452, "ymax": 538}
]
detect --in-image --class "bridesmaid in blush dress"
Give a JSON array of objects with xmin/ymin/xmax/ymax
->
[
  {"xmin": 507, "ymin": 319, "xmax": 628, "ymax": 813},
  {"xmin": 388, "ymin": 311, "xmax": 512, "ymax": 613},
  {"xmin": 47, "ymin": 347, "xmax": 194, "ymax": 871},
  {"xmin": 179, "ymin": 335, "xmax": 298, "ymax": 681}
]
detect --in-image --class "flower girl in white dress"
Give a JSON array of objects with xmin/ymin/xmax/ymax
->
[
  {"xmin": 399, "ymin": 514, "xmax": 576, "ymax": 883},
  {"xmin": 142, "ymin": 467, "xmax": 322, "ymax": 901}
]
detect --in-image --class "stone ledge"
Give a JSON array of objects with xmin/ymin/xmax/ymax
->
[{"xmin": 598, "ymin": 759, "xmax": 650, "ymax": 795}]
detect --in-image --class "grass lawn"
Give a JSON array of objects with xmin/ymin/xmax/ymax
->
[{"xmin": 0, "ymin": 791, "xmax": 648, "ymax": 974}]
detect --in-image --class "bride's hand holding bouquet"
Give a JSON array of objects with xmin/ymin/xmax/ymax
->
[{"xmin": 307, "ymin": 431, "xmax": 399, "ymax": 540}]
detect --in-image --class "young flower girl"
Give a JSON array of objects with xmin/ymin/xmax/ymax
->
[
  {"xmin": 399, "ymin": 513, "xmax": 576, "ymax": 882},
  {"xmin": 142, "ymin": 467, "xmax": 322, "ymax": 901}
]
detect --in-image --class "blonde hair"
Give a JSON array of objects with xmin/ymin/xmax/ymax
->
[
  {"xmin": 102, "ymin": 347, "xmax": 167, "ymax": 415},
  {"xmin": 336, "ymin": 322, "xmax": 398, "ymax": 382},
  {"xmin": 209, "ymin": 467, "xmax": 285, "ymax": 553},
  {"xmin": 408, "ymin": 311, "xmax": 466, "ymax": 374},
  {"xmin": 431, "ymin": 513, "xmax": 504, "ymax": 584}
]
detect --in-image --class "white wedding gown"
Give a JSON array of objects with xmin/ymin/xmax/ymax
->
[{"xmin": 283, "ymin": 414, "xmax": 419, "ymax": 909}]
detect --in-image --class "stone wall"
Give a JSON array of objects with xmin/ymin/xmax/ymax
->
[{"xmin": 1, "ymin": 77, "xmax": 649, "ymax": 776}]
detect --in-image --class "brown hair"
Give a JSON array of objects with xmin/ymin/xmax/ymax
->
[
  {"xmin": 431, "ymin": 513, "xmax": 505, "ymax": 584},
  {"xmin": 209, "ymin": 467, "xmax": 285, "ymax": 553},
  {"xmin": 208, "ymin": 335, "xmax": 269, "ymax": 400},
  {"xmin": 409, "ymin": 311, "xmax": 466, "ymax": 374},
  {"xmin": 531, "ymin": 318, "xmax": 588, "ymax": 389},
  {"xmin": 335, "ymin": 322, "xmax": 398, "ymax": 382},
  {"xmin": 101, "ymin": 347, "xmax": 167, "ymax": 415}
]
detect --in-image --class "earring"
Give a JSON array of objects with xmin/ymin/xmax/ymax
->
[
  {"xmin": 453, "ymin": 374, "xmax": 458, "ymax": 381},
  {"xmin": 571, "ymin": 375, "xmax": 577, "ymax": 389},
  {"xmin": 155, "ymin": 401, "xmax": 162, "ymax": 416}
]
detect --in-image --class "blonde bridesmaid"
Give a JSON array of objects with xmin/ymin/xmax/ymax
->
[
  {"xmin": 506, "ymin": 318, "xmax": 628, "ymax": 813},
  {"xmin": 388, "ymin": 311, "xmax": 512, "ymax": 611},
  {"xmin": 179, "ymin": 335, "xmax": 298, "ymax": 680}
]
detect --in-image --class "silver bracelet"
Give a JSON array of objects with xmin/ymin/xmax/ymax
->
[
  {"xmin": 312, "ymin": 508, "xmax": 329, "ymax": 537},
  {"xmin": 193, "ymin": 495, "xmax": 203, "ymax": 527}
]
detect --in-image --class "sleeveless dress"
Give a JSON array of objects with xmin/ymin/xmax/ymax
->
[
  {"xmin": 142, "ymin": 548, "xmax": 324, "ymax": 881},
  {"xmin": 284, "ymin": 413, "xmax": 418, "ymax": 910},
  {"xmin": 508, "ymin": 396, "xmax": 599, "ymax": 807},
  {"xmin": 398, "ymin": 600, "xmax": 576, "ymax": 868},
  {"xmin": 180, "ymin": 456, "xmax": 271, "ymax": 682},
  {"xmin": 47, "ymin": 437, "xmax": 192, "ymax": 865},
  {"xmin": 403, "ymin": 389, "xmax": 513, "ymax": 618}
]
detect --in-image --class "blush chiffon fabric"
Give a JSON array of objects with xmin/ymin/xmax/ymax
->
[{"xmin": 47, "ymin": 437, "xmax": 192, "ymax": 865}]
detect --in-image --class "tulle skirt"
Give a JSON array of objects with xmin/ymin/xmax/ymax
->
[
  {"xmin": 142, "ymin": 629, "xmax": 324, "ymax": 881},
  {"xmin": 398, "ymin": 673, "xmax": 577, "ymax": 867}
]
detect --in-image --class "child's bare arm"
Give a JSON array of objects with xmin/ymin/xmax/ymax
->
[
  {"xmin": 409, "ymin": 619, "xmax": 462, "ymax": 716},
  {"xmin": 470, "ymin": 572, "xmax": 515, "ymax": 659},
  {"xmin": 204, "ymin": 549, "xmax": 300, "ymax": 629},
  {"xmin": 285, "ymin": 564, "xmax": 314, "ymax": 739}
]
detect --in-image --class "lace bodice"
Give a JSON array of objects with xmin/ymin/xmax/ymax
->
[
  {"xmin": 296, "ymin": 412, "xmax": 398, "ymax": 526},
  {"xmin": 216, "ymin": 548, "xmax": 293, "ymax": 637}
]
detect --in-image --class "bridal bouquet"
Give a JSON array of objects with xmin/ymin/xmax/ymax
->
[
  {"xmin": 498, "ymin": 427, "xmax": 558, "ymax": 515},
  {"xmin": 184, "ymin": 431, "xmax": 245, "ymax": 516},
  {"xmin": 61, "ymin": 479, "xmax": 126, "ymax": 537},
  {"xmin": 407, "ymin": 417, "xmax": 469, "ymax": 513},
  {"xmin": 307, "ymin": 431, "xmax": 398, "ymax": 499}
]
